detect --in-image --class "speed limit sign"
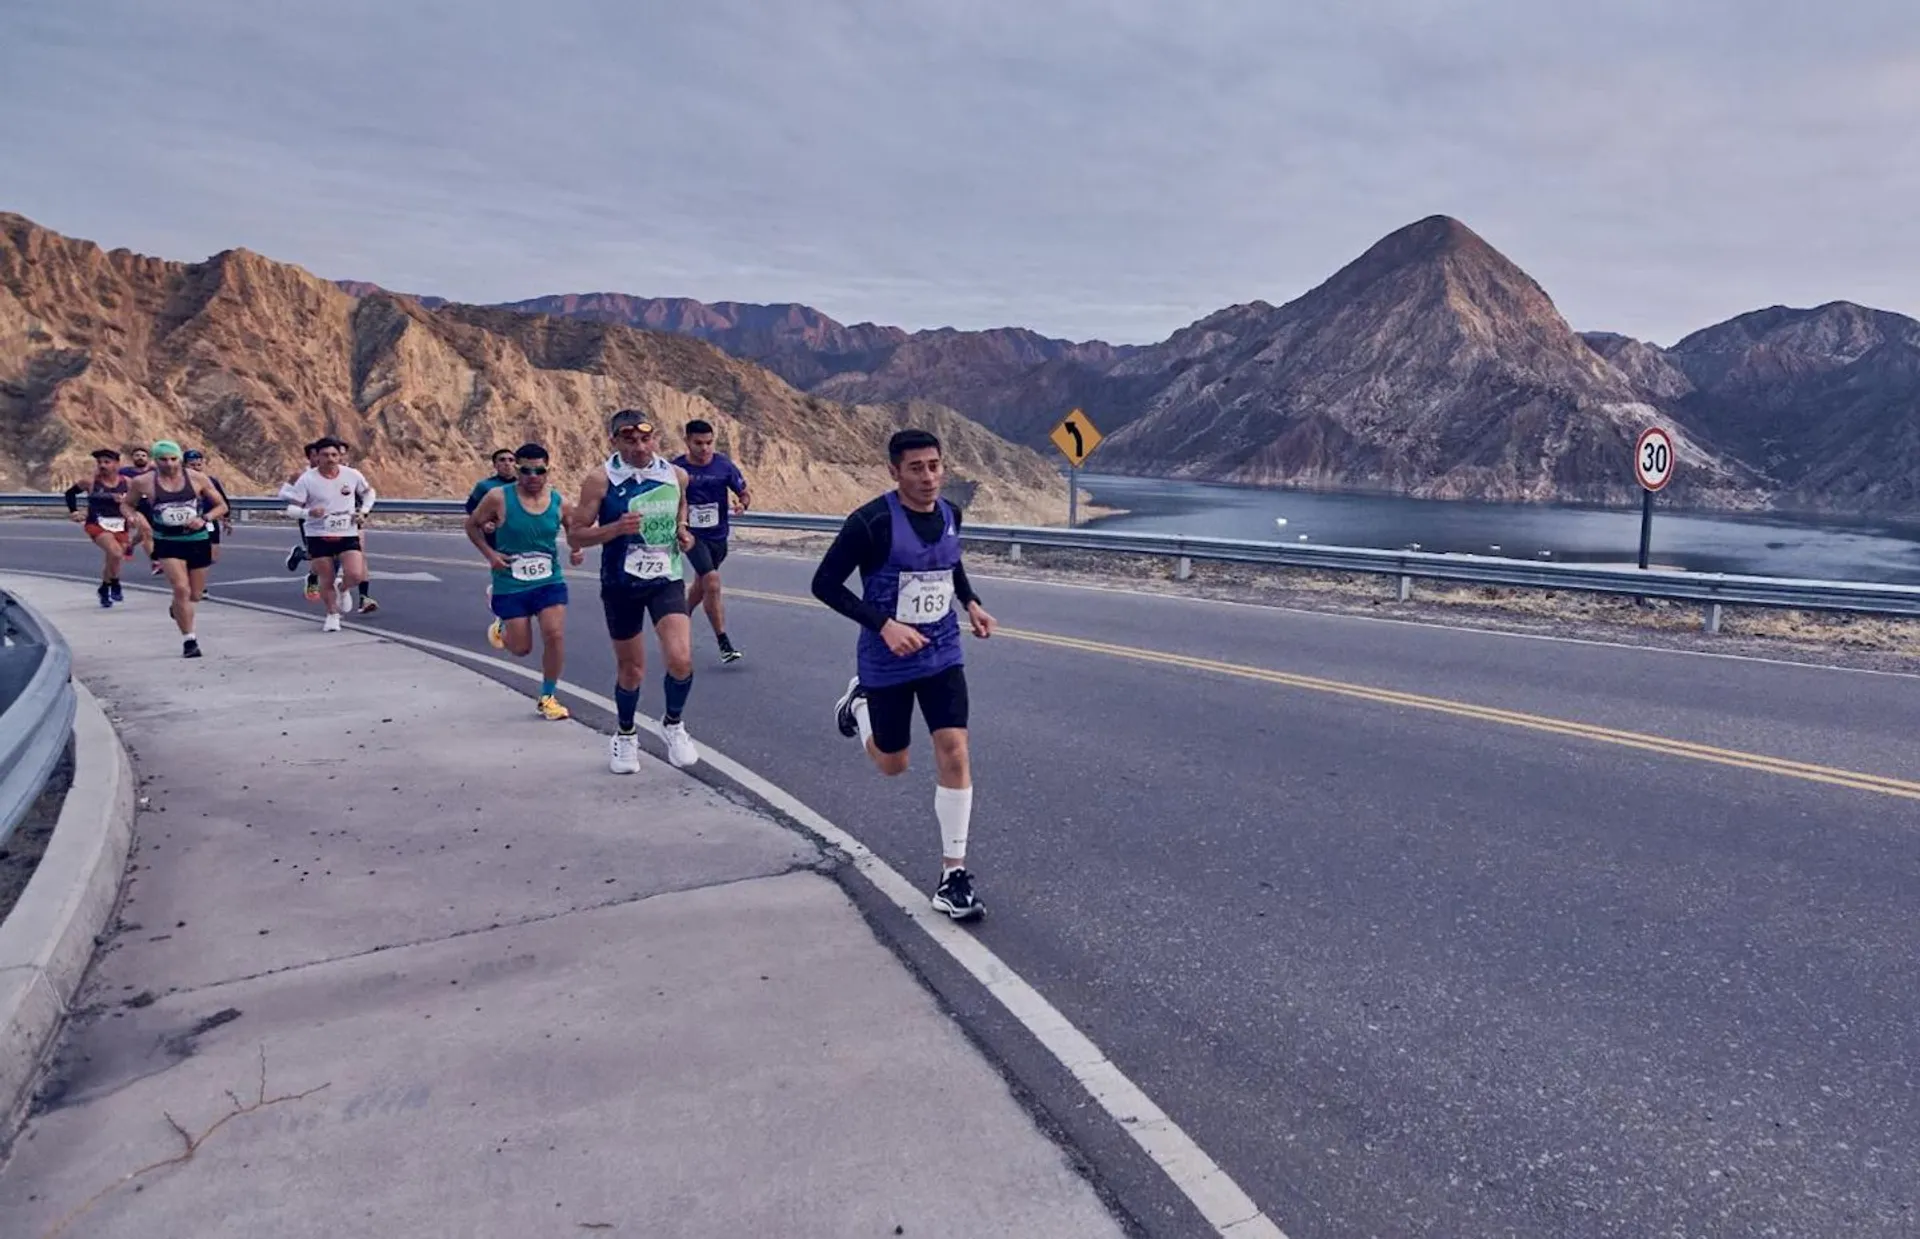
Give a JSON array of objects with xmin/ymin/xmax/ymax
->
[{"xmin": 1635, "ymin": 426, "xmax": 1675, "ymax": 492}]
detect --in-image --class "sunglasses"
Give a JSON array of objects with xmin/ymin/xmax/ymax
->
[
  {"xmin": 614, "ymin": 424, "xmax": 655, "ymax": 438},
  {"xmin": 517, "ymin": 464, "xmax": 548, "ymax": 476}
]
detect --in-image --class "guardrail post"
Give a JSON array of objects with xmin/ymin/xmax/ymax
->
[
  {"xmin": 1397, "ymin": 574, "xmax": 1413, "ymax": 602},
  {"xmin": 1703, "ymin": 602, "xmax": 1722, "ymax": 635},
  {"xmin": 1008, "ymin": 542, "xmax": 1021, "ymax": 563},
  {"xmin": 1175, "ymin": 555, "xmax": 1192, "ymax": 581}
]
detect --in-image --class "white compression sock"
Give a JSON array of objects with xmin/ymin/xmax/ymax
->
[
  {"xmin": 853, "ymin": 696, "xmax": 873, "ymax": 746},
  {"xmin": 935, "ymin": 785, "xmax": 973, "ymax": 866}
]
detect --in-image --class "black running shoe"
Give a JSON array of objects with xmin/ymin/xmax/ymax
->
[
  {"xmin": 932, "ymin": 868, "xmax": 983, "ymax": 921},
  {"xmin": 108, "ymin": 580, "xmax": 123, "ymax": 602},
  {"xmin": 285, "ymin": 544, "xmax": 306, "ymax": 572},
  {"xmin": 718, "ymin": 634, "xmax": 742, "ymax": 663},
  {"xmin": 182, "ymin": 638, "xmax": 202, "ymax": 659},
  {"xmin": 833, "ymin": 675, "xmax": 864, "ymax": 738},
  {"xmin": 97, "ymin": 583, "xmax": 112, "ymax": 608}
]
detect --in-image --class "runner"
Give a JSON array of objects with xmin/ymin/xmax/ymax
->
[
  {"xmin": 183, "ymin": 448, "xmax": 230, "ymax": 566},
  {"xmin": 281, "ymin": 443, "xmax": 322, "ymax": 597},
  {"xmin": 339, "ymin": 443, "xmax": 379, "ymax": 614},
  {"xmin": 117, "ymin": 447, "xmax": 151, "ymax": 479},
  {"xmin": 466, "ymin": 447, "xmax": 519, "ymax": 601},
  {"xmin": 566, "ymin": 409, "xmax": 700, "ymax": 773},
  {"xmin": 63, "ymin": 449, "xmax": 136, "ymax": 607},
  {"xmin": 671, "ymin": 419, "xmax": 751, "ymax": 663},
  {"xmin": 123, "ymin": 440, "xmax": 227, "ymax": 657},
  {"xmin": 810, "ymin": 428, "xmax": 997, "ymax": 921},
  {"xmin": 466, "ymin": 443, "xmax": 580, "ymax": 721},
  {"xmin": 465, "ymin": 448, "xmax": 519, "ymax": 538},
  {"xmin": 283, "ymin": 437, "xmax": 377, "ymax": 633}
]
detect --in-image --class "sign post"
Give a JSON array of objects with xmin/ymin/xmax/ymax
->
[
  {"xmin": 1048, "ymin": 407, "xmax": 1104, "ymax": 527},
  {"xmin": 1633, "ymin": 425, "xmax": 1675, "ymax": 569}
]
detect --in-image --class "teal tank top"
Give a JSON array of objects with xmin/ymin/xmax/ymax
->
[{"xmin": 490, "ymin": 486, "xmax": 565, "ymax": 593}]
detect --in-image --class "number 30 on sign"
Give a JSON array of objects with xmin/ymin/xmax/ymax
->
[{"xmin": 1635, "ymin": 426, "xmax": 1675, "ymax": 492}]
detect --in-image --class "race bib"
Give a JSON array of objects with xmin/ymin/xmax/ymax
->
[
  {"xmin": 687, "ymin": 502, "xmax": 720, "ymax": 530},
  {"xmin": 96, "ymin": 516, "xmax": 126, "ymax": 533},
  {"xmin": 623, "ymin": 544, "xmax": 672, "ymax": 580},
  {"xmin": 509, "ymin": 553, "xmax": 554, "ymax": 582},
  {"xmin": 895, "ymin": 569, "xmax": 955, "ymax": 624},
  {"xmin": 322, "ymin": 510, "xmax": 355, "ymax": 534},
  {"xmin": 158, "ymin": 503, "xmax": 196, "ymax": 527}
]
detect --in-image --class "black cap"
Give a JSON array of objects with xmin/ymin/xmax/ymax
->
[{"xmin": 91, "ymin": 447, "xmax": 122, "ymax": 461}]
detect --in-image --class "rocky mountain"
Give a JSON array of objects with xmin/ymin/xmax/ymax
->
[
  {"xmin": 1660, "ymin": 304, "xmax": 1920, "ymax": 513},
  {"xmin": 0, "ymin": 213, "xmax": 1075, "ymax": 523},
  {"xmin": 1078, "ymin": 217, "xmax": 1758, "ymax": 507},
  {"xmin": 334, "ymin": 282, "xmax": 1137, "ymax": 424}
]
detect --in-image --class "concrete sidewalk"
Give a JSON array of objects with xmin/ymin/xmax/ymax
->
[{"xmin": 0, "ymin": 575, "xmax": 1125, "ymax": 1239}]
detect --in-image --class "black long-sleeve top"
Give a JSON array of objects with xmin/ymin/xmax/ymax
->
[{"xmin": 810, "ymin": 494, "xmax": 982, "ymax": 632}]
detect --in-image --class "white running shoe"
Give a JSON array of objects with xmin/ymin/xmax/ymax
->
[
  {"xmin": 608, "ymin": 729, "xmax": 642, "ymax": 775},
  {"xmin": 662, "ymin": 721, "xmax": 699, "ymax": 769},
  {"xmin": 322, "ymin": 613, "xmax": 342, "ymax": 633}
]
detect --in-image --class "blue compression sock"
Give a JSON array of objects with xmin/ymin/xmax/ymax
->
[
  {"xmin": 615, "ymin": 684, "xmax": 640, "ymax": 731},
  {"xmin": 540, "ymin": 677, "xmax": 557, "ymax": 697},
  {"xmin": 663, "ymin": 673, "xmax": 692, "ymax": 724}
]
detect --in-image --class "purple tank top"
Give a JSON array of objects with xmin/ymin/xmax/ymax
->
[{"xmin": 856, "ymin": 493, "xmax": 964, "ymax": 688}]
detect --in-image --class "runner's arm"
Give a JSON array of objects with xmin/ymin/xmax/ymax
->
[
  {"xmin": 808, "ymin": 508, "xmax": 892, "ymax": 632},
  {"xmin": 464, "ymin": 489, "xmax": 508, "ymax": 562},
  {"xmin": 948, "ymin": 506, "xmax": 981, "ymax": 609},
  {"xmin": 674, "ymin": 465, "xmax": 694, "ymax": 549},
  {"xmin": 191, "ymin": 471, "xmax": 229, "ymax": 522},
  {"xmin": 118, "ymin": 478, "xmax": 146, "ymax": 522},
  {"xmin": 355, "ymin": 475, "xmax": 378, "ymax": 514},
  {"xmin": 730, "ymin": 462, "xmax": 751, "ymax": 512},
  {"xmin": 566, "ymin": 471, "xmax": 628, "ymax": 548},
  {"xmin": 463, "ymin": 480, "xmax": 490, "ymax": 514},
  {"xmin": 64, "ymin": 483, "xmax": 85, "ymax": 513}
]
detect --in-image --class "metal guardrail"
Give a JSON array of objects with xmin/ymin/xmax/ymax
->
[
  {"xmin": 5, "ymin": 492, "xmax": 1920, "ymax": 628},
  {"xmin": 0, "ymin": 588, "xmax": 77, "ymax": 849}
]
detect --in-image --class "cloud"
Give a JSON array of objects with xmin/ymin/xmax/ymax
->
[{"xmin": 3, "ymin": 0, "xmax": 1916, "ymax": 344}]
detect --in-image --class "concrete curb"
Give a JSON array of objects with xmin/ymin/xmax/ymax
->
[{"xmin": 0, "ymin": 680, "xmax": 135, "ymax": 1137}]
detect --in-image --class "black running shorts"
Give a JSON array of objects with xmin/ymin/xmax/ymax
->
[
  {"xmin": 866, "ymin": 664, "xmax": 969, "ymax": 755},
  {"xmin": 307, "ymin": 535, "xmax": 363, "ymax": 559},
  {"xmin": 152, "ymin": 538, "xmax": 214, "ymax": 571},
  {"xmin": 601, "ymin": 580, "xmax": 688, "ymax": 642},
  {"xmin": 206, "ymin": 520, "xmax": 222, "ymax": 545},
  {"xmin": 685, "ymin": 537, "xmax": 730, "ymax": 577}
]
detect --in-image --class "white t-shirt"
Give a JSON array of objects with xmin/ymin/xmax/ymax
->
[{"xmin": 288, "ymin": 467, "xmax": 376, "ymax": 538}]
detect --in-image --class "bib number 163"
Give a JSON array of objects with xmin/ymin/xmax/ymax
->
[{"xmin": 895, "ymin": 570, "xmax": 954, "ymax": 623}]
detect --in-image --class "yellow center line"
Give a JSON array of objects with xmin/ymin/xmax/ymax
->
[{"xmin": 728, "ymin": 586, "xmax": 1920, "ymax": 802}]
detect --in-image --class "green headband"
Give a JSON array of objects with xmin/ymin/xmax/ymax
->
[{"xmin": 151, "ymin": 439, "xmax": 182, "ymax": 458}]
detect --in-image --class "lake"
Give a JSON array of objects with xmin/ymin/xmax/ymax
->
[{"xmin": 1073, "ymin": 474, "xmax": 1920, "ymax": 586}]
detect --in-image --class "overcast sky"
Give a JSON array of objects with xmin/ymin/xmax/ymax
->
[{"xmin": 4, "ymin": 0, "xmax": 1916, "ymax": 346}]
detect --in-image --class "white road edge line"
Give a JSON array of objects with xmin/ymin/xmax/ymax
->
[{"xmin": 4, "ymin": 567, "xmax": 1290, "ymax": 1239}]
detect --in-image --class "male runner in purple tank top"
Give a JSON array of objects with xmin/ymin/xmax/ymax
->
[{"xmin": 810, "ymin": 428, "xmax": 998, "ymax": 920}]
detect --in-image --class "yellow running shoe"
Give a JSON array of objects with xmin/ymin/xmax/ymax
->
[
  {"xmin": 486, "ymin": 619, "xmax": 506, "ymax": 649},
  {"xmin": 536, "ymin": 695, "xmax": 570, "ymax": 720}
]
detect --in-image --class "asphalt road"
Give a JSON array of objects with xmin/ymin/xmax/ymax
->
[{"xmin": 7, "ymin": 517, "xmax": 1918, "ymax": 1238}]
